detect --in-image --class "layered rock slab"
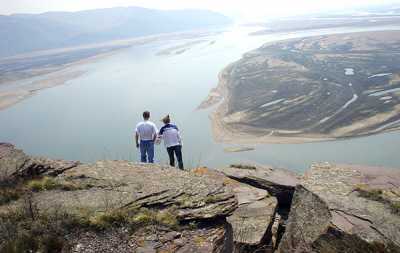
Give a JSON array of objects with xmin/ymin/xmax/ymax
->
[
  {"xmin": 192, "ymin": 167, "xmax": 278, "ymax": 248},
  {"xmin": 278, "ymin": 163, "xmax": 400, "ymax": 253},
  {"xmin": 0, "ymin": 142, "xmax": 79, "ymax": 180},
  {"xmin": 217, "ymin": 165, "xmax": 300, "ymax": 206},
  {"xmin": 34, "ymin": 161, "xmax": 238, "ymax": 221}
]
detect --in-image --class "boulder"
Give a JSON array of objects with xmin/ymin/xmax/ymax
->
[
  {"xmin": 192, "ymin": 167, "xmax": 278, "ymax": 249},
  {"xmin": 217, "ymin": 164, "xmax": 300, "ymax": 206},
  {"xmin": 278, "ymin": 163, "xmax": 400, "ymax": 253},
  {"xmin": 0, "ymin": 143, "xmax": 79, "ymax": 181}
]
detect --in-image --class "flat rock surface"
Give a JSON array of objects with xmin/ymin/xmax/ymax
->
[
  {"xmin": 34, "ymin": 161, "xmax": 237, "ymax": 221},
  {"xmin": 217, "ymin": 165, "xmax": 300, "ymax": 206},
  {"xmin": 219, "ymin": 165, "xmax": 300, "ymax": 188},
  {"xmin": 303, "ymin": 163, "xmax": 400, "ymax": 245},
  {"xmin": 69, "ymin": 223, "xmax": 231, "ymax": 253}
]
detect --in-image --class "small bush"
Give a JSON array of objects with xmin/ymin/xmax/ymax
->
[
  {"xmin": 0, "ymin": 188, "xmax": 22, "ymax": 205},
  {"xmin": 356, "ymin": 188, "xmax": 384, "ymax": 202},
  {"xmin": 89, "ymin": 210, "xmax": 128, "ymax": 230},
  {"xmin": 0, "ymin": 209, "xmax": 69, "ymax": 253},
  {"xmin": 87, "ymin": 208, "xmax": 179, "ymax": 231},
  {"xmin": 130, "ymin": 209, "xmax": 154, "ymax": 225},
  {"xmin": 188, "ymin": 221, "xmax": 198, "ymax": 230},
  {"xmin": 156, "ymin": 210, "xmax": 179, "ymax": 229},
  {"xmin": 26, "ymin": 177, "xmax": 86, "ymax": 192},
  {"xmin": 27, "ymin": 177, "xmax": 58, "ymax": 192},
  {"xmin": 355, "ymin": 186, "xmax": 400, "ymax": 215},
  {"xmin": 1, "ymin": 230, "xmax": 38, "ymax": 253},
  {"xmin": 390, "ymin": 201, "xmax": 400, "ymax": 215},
  {"xmin": 205, "ymin": 195, "xmax": 221, "ymax": 204}
]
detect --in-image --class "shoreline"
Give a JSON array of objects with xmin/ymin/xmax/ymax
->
[
  {"xmin": 0, "ymin": 49, "xmax": 122, "ymax": 111},
  {"xmin": 0, "ymin": 70, "xmax": 86, "ymax": 111}
]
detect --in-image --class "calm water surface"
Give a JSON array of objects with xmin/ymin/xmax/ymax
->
[{"xmin": 1, "ymin": 25, "xmax": 400, "ymax": 172}]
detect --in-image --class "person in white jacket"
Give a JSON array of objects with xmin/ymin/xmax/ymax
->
[{"xmin": 158, "ymin": 115, "xmax": 184, "ymax": 170}]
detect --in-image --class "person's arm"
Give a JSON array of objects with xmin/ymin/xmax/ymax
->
[
  {"xmin": 135, "ymin": 132, "xmax": 139, "ymax": 148},
  {"xmin": 177, "ymin": 128, "xmax": 182, "ymax": 146},
  {"xmin": 153, "ymin": 124, "xmax": 159, "ymax": 141},
  {"xmin": 158, "ymin": 126, "xmax": 164, "ymax": 139}
]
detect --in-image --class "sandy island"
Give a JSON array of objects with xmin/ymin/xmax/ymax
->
[{"xmin": 200, "ymin": 31, "xmax": 400, "ymax": 144}]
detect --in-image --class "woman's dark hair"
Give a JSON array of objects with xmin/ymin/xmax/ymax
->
[
  {"xmin": 143, "ymin": 111, "xmax": 150, "ymax": 119},
  {"xmin": 162, "ymin": 115, "xmax": 170, "ymax": 124}
]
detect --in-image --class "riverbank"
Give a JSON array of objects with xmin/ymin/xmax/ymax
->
[{"xmin": 0, "ymin": 49, "xmax": 123, "ymax": 111}]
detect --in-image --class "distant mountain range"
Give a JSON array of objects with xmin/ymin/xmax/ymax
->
[{"xmin": 0, "ymin": 7, "xmax": 232, "ymax": 58}]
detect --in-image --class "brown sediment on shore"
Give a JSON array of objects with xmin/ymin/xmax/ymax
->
[{"xmin": 0, "ymin": 47, "xmax": 125, "ymax": 111}]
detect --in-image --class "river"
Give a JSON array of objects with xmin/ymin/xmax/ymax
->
[{"xmin": 1, "ymin": 24, "xmax": 400, "ymax": 172}]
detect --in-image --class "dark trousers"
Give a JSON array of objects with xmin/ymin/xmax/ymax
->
[{"xmin": 167, "ymin": 145, "xmax": 184, "ymax": 170}]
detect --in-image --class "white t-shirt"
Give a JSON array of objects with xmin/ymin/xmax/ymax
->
[
  {"xmin": 158, "ymin": 123, "xmax": 182, "ymax": 148},
  {"xmin": 135, "ymin": 120, "xmax": 158, "ymax": 141}
]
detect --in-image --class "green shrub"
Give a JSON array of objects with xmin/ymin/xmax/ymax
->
[
  {"xmin": 156, "ymin": 210, "xmax": 178, "ymax": 229},
  {"xmin": 1, "ymin": 230, "xmax": 38, "ymax": 253},
  {"xmin": 27, "ymin": 177, "xmax": 58, "ymax": 192},
  {"xmin": 26, "ymin": 177, "xmax": 87, "ymax": 192},
  {"xmin": 130, "ymin": 209, "xmax": 154, "ymax": 225},
  {"xmin": 355, "ymin": 186, "xmax": 400, "ymax": 215},
  {"xmin": 89, "ymin": 210, "xmax": 128, "ymax": 230},
  {"xmin": 390, "ymin": 201, "xmax": 400, "ymax": 215}
]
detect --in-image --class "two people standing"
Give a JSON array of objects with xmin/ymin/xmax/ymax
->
[{"xmin": 135, "ymin": 111, "xmax": 184, "ymax": 170}]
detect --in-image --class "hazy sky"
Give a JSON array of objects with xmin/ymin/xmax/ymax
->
[{"xmin": 2, "ymin": 0, "xmax": 400, "ymax": 20}]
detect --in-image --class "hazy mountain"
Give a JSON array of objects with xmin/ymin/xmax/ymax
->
[{"xmin": 0, "ymin": 7, "xmax": 232, "ymax": 58}]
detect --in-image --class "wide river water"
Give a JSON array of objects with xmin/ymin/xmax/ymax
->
[{"xmin": 1, "ymin": 25, "xmax": 400, "ymax": 172}]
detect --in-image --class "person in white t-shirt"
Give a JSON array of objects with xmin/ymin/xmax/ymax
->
[
  {"xmin": 135, "ymin": 111, "xmax": 158, "ymax": 163},
  {"xmin": 158, "ymin": 114, "xmax": 184, "ymax": 170}
]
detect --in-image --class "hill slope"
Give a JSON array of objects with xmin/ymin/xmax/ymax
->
[{"xmin": 0, "ymin": 7, "xmax": 231, "ymax": 57}]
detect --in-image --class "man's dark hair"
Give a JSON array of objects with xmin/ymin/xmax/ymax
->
[{"xmin": 143, "ymin": 111, "xmax": 150, "ymax": 119}]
